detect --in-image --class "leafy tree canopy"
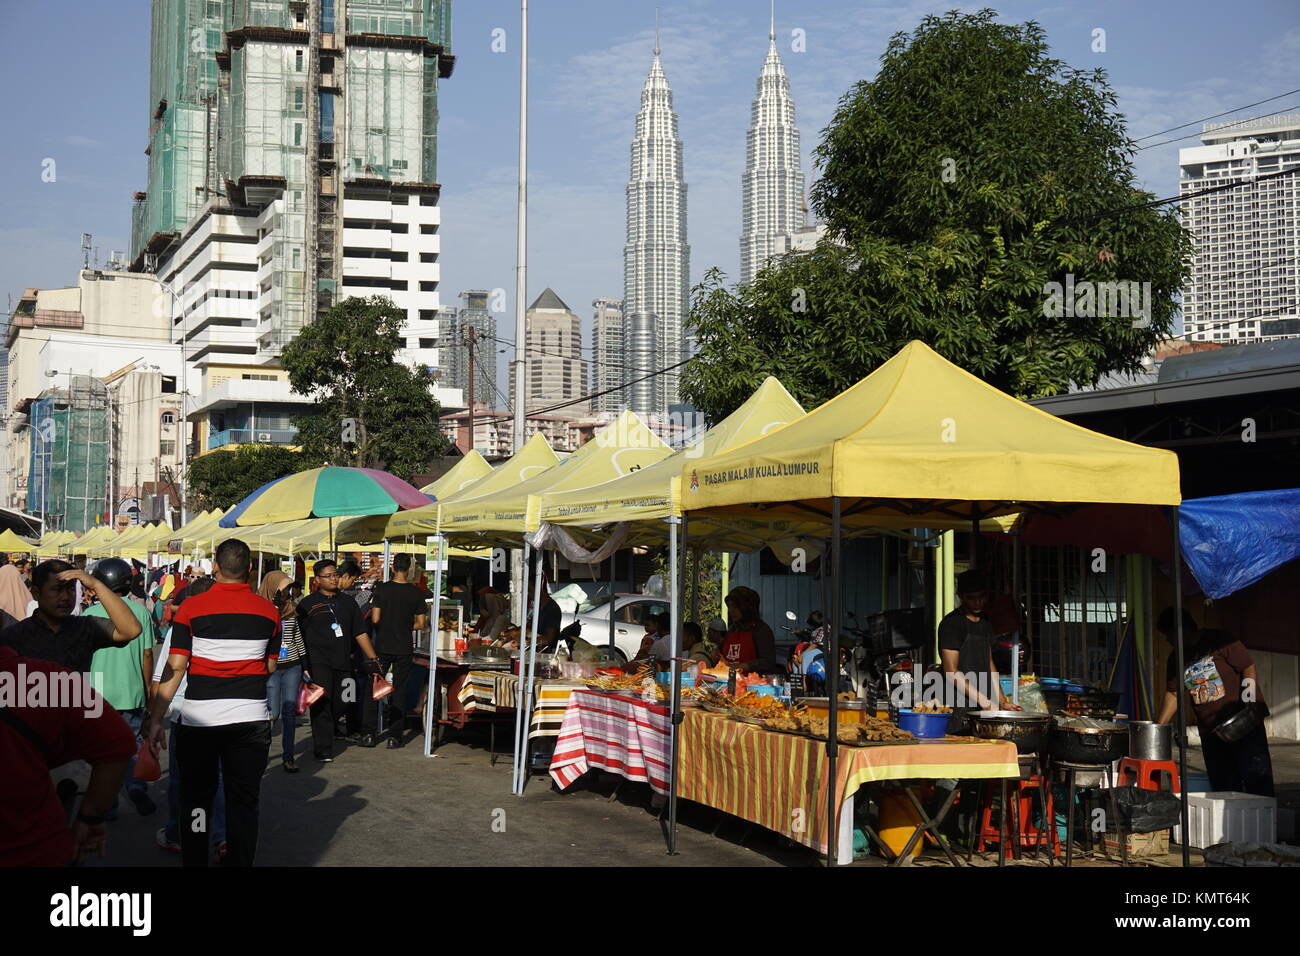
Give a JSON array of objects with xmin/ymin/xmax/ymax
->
[
  {"xmin": 682, "ymin": 8, "xmax": 1191, "ymax": 421},
  {"xmin": 281, "ymin": 295, "xmax": 450, "ymax": 480},
  {"xmin": 187, "ymin": 444, "xmax": 319, "ymax": 512}
]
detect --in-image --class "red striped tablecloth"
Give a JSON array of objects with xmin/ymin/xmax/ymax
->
[{"xmin": 549, "ymin": 689, "xmax": 671, "ymax": 793}]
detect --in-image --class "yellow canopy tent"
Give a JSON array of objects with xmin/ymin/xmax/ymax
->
[
  {"xmin": 421, "ymin": 450, "xmax": 494, "ymax": 496},
  {"xmin": 36, "ymin": 530, "xmax": 77, "ymax": 557},
  {"xmin": 383, "ymin": 433, "xmax": 561, "ymax": 540},
  {"xmin": 680, "ymin": 341, "xmax": 1180, "ymax": 525},
  {"xmin": 668, "ymin": 340, "xmax": 1184, "ymax": 863},
  {"xmin": 333, "ymin": 450, "xmax": 494, "ymax": 547},
  {"xmin": 0, "ymin": 528, "xmax": 37, "ymax": 553},
  {"xmin": 99, "ymin": 523, "xmax": 155, "ymax": 558},
  {"xmin": 433, "ymin": 410, "xmax": 672, "ymax": 548},
  {"xmin": 538, "ymin": 376, "xmax": 820, "ymax": 552},
  {"xmin": 64, "ymin": 525, "xmax": 117, "ymax": 555}
]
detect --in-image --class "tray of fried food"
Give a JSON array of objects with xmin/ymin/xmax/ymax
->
[
  {"xmin": 762, "ymin": 705, "xmax": 811, "ymax": 735},
  {"xmin": 695, "ymin": 686, "xmax": 734, "ymax": 713},
  {"xmin": 728, "ymin": 691, "xmax": 789, "ymax": 723},
  {"xmin": 581, "ymin": 662, "xmax": 652, "ymax": 692},
  {"xmin": 909, "ymin": 701, "xmax": 953, "ymax": 714},
  {"xmin": 796, "ymin": 714, "xmax": 917, "ymax": 745}
]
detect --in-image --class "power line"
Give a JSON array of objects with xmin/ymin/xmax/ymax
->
[
  {"xmin": 1133, "ymin": 89, "xmax": 1300, "ymax": 142},
  {"xmin": 1055, "ymin": 164, "xmax": 1298, "ymax": 228},
  {"xmin": 1136, "ymin": 104, "xmax": 1300, "ymax": 151}
]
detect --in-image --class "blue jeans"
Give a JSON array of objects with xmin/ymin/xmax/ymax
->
[
  {"xmin": 266, "ymin": 663, "xmax": 303, "ymax": 760},
  {"xmin": 166, "ymin": 721, "xmax": 226, "ymax": 845}
]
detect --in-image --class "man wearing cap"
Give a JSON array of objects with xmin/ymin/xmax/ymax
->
[
  {"xmin": 937, "ymin": 568, "xmax": 1019, "ymax": 727},
  {"xmin": 86, "ymin": 558, "xmax": 160, "ymax": 817}
]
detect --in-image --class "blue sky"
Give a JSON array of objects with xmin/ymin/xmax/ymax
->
[{"xmin": 1, "ymin": 0, "xmax": 1297, "ymax": 391}]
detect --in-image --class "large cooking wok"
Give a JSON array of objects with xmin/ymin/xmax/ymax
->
[
  {"xmin": 970, "ymin": 711, "xmax": 1052, "ymax": 754},
  {"xmin": 1048, "ymin": 720, "xmax": 1129, "ymax": 765}
]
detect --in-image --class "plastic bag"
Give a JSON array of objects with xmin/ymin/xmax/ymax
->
[
  {"xmin": 1113, "ymin": 786, "xmax": 1182, "ymax": 833},
  {"xmin": 1016, "ymin": 680, "xmax": 1048, "ymax": 714}
]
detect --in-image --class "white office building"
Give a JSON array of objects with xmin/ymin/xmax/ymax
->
[{"xmin": 1178, "ymin": 114, "xmax": 1300, "ymax": 343}]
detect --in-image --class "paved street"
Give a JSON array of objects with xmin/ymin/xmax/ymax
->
[{"xmin": 67, "ymin": 721, "xmax": 1300, "ymax": 868}]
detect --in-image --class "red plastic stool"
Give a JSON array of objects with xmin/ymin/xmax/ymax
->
[
  {"xmin": 973, "ymin": 773, "xmax": 1060, "ymax": 859},
  {"xmin": 1118, "ymin": 757, "xmax": 1180, "ymax": 793}
]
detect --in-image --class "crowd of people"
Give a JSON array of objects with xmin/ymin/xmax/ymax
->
[{"xmin": 0, "ymin": 543, "xmax": 433, "ymax": 867}]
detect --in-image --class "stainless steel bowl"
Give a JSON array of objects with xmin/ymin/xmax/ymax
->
[{"xmin": 1128, "ymin": 720, "xmax": 1172, "ymax": 761}]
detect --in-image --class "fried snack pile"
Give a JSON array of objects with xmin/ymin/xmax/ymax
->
[
  {"xmin": 909, "ymin": 701, "xmax": 953, "ymax": 714},
  {"xmin": 728, "ymin": 692, "xmax": 788, "ymax": 719},
  {"xmin": 582, "ymin": 662, "xmax": 652, "ymax": 690},
  {"xmin": 764, "ymin": 710, "xmax": 915, "ymax": 743}
]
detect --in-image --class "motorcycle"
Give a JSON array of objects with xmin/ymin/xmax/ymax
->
[
  {"xmin": 851, "ymin": 608, "xmax": 926, "ymax": 713},
  {"xmin": 784, "ymin": 610, "xmax": 857, "ymax": 697}
]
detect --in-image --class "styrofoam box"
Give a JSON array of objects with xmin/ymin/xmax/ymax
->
[{"xmin": 1173, "ymin": 792, "xmax": 1277, "ymax": 849}]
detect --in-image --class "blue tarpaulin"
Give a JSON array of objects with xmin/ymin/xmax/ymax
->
[{"xmin": 1179, "ymin": 488, "xmax": 1300, "ymax": 599}]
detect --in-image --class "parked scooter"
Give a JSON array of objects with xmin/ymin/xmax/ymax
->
[{"xmin": 785, "ymin": 610, "xmax": 857, "ymax": 697}]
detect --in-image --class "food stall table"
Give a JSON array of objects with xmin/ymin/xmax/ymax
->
[
  {"xmin": 676, "ymin": 710, "xmax": 1020, "ymax": 865},
  {"xmin": 413, "ymin": 647, "xmax": 510, "ymax": 749},
  {"xmin": 458, "ymin": 671, "xmax": 586, "ymax": 766},
  {"xmin": 550, "ymin": 689, "xmax": 671, "ymax": 794}
]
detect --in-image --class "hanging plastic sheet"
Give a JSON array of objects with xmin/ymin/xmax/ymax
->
[{"xmin": 1180, "ymin": 488, "xmax": 1300, "ymax": 599}]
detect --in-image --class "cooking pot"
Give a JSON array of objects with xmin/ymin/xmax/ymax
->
[
  {"xmin": 969, "ymin": 711, "xmax": 1052, "ymax": 754},
  {"xmin": 1048, "ymin": 722, "xmax": 1128, "ymax": 765},
  {"xmin": 1212, "ymin": 707, "xmax": 1261, "ymax": 744},
  {"xmin": 1128, "ymin": 721, "xmax": 1173, "ymax": 761}
]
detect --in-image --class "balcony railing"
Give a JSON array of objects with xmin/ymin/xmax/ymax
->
[{"xmin": 208, "ymin": 428, "xmax": 298, "ymax": 449}]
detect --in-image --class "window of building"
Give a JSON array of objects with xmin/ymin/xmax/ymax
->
[
  {"xmin": 161, "ymin": 376, "xmax": 177, "ymax": 394},
  {"xmin": 295, "ymin": 50, "xmax": 304, "ymax": 72},
  {"xmin": 160, "ymin": 411, "xmax": 176, "ymax": 426},
  {"xmin": 160, "ymin": 440, "xmax": 176, "ymax": 457}
]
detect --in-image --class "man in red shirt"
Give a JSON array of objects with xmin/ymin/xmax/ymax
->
[{"xmin": 0, "ymin": 646, "xmax": 136, "ymax": 865}]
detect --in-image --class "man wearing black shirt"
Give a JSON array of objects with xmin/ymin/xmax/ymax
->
[
  {"xmin": 0, "ymin": 559, "xmax": 142, "ymax": 673},
  {"xmin": 364, "ymin": 554, "xmax": 428, "ymax": 748},
  {"xmin": 296, "ymin": 560, "xmax": 380, "ymax": 762},
  {"xmin": 937, "ymin": 569, "xmax": 1018, "ymax": 729}
]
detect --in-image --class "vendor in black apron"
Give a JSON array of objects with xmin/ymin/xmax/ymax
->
[
  {"xmin": 719, "ymin": 587, "xmax": 778, "ymax": 676},
  {"xmin": 938, "ymin": 569, "xmax": 1019, "ymax": 733}
]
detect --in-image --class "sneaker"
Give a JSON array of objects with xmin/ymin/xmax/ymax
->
[
  {"xmin": 155, "ymin": 827, "xmax": 181, "ymax": 853},
  {"xmin": 357, "ymin": 734, "xmax": 378, "ymax": 748},
  {"xmin": 215, "ymin": 841, "xmax": 228, "ymax": 863},
  {"xmin": 386, "ymin": 736, "xmax": 404, "ymax": 749},
  {"xmin": 314, "ymin": 751, "xmax": 334, "ymax": 763},
  {"xmin": 129, "ymin": 790, "xmax": 157, "ymax": 816}
]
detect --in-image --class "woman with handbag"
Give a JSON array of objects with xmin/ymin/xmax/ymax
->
[{"xmin": 260, "ymin": 572, "xmax": 307, "ymax": 773}]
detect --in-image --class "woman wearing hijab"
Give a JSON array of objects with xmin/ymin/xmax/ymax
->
[
  {"xmin": 718, "ymin": 586, "xmax": 778, "ymax": 675},
  {"xmin": 259, "ymin": 570, "xmax": 307, "ymax": 773},
  {"xmin": 0, "ymin": 564, "xmax": 31, "ymax": 631}
]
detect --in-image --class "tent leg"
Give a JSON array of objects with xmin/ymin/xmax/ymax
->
[
  {"xmin": 423, "ymin": 533, "xmax": 444, "ymax": 759},
  {"xmin": 257, "ymin": 551, "xmax": 264, "ymax": 585},
  {"xmin": 608, "ymin": 547, "xmax": 617, "ymax": 655},
  {"xmin": 1011, "ymin": 528, "xmax": 1021, "ymax": 705},
  {"xmin": 826, "ymin": 497, "xmax": 842, "ymax": 867},
  {"xmin": 510, "ymin": 543, "xmax": 531, "ymax": 792},
  {"xmin": 1171, "ymin": 507, "xmax": 1190, "ymax": 868},
  {"xmin": 382, "ymin": 539, "xmax": 391, "ymax": 582},
  {"xmin": 517, "ymin": 545, "xmax": 545, "ymax": 796},
  {"xmin": 667, "ymin": 514, "xmax": 684, "ymax": 855}
]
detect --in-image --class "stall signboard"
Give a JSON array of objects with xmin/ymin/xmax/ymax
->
[
  {"xmin": 281, "ymin": 560, "xmax": 295, "ymax": 579},
  {"xmin": 425, "ymin": 536, "xmax": 448, "ymax": 572},
  {"xmin": 168, "ymin": 538, "xmax": 183, "ymax": 553}
]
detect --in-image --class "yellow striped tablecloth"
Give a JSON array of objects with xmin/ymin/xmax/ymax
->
[
  {"xmin": 457, "ymin": 670, "xmax": 584, "ymax": 740},
  {"xmin": 677, "ymin": 709, "xmax": 1019, "ymax": 856}
]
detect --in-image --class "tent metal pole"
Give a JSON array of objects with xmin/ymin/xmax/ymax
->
[
  {"xmin": 667, "ymin": 514, "xmax": 684, "ymax": 854},
  {"xmin": 1171, "ymin": 507, "xmax": 1190, "ymax": 867},
  {"xmin": 825, "ymin": 496, "xmax": 842, "ymax": 867},
  {"xmin": 510, "ymin": 542, "xmax": 532, "ymax": 793},
  {"xmin": 1011, "ymin": 527, "xmax": 1021, "ymax": 705},
  {"xmin": 608, "ymin": 546, "xmax": 616, "ymax": 654},
  {"xmin": 382, "ymin": 538, "xmax": 391, "ymax": 581},
  {"xmin": 517, "ymin": 544, "xmax": 545, "ymax": 796},
  {"xmin": 423, "ymin": 533, "xmax": 445, "ymax": 759}
]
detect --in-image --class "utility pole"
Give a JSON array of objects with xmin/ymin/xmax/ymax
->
[
  {"xmin": 465, "ymin": 324, "xmax": 477, "ymax": 454},
  {"xmin": 511, "ymin": 0, "xmax": 529, "ymax": 617}
]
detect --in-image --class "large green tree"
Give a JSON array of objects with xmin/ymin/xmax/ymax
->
[
  {"xmin": 281, "ymin": 295, "xmax": 450, "ymax": 480},
  {"xmin": 682, "ymin": 8, "xmax": 1192, "ymax": 421},
  {"xmin": 187, "ymin": 445, "xmax": 320, "ymax": 511}
]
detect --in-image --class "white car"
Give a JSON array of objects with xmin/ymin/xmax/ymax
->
[{"xmin": 556, "ymin": 593, "xmax": 672, "ymax": 664}]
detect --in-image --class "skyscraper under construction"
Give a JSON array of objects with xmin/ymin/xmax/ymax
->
[{"xmin": 129, "ymin": 1, "xmax": 459, "ymax": 458}]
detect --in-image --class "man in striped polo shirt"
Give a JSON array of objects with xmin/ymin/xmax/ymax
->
[{"xmin": 143, "ymin": 538, "xmax": 280, "ymax": 867}]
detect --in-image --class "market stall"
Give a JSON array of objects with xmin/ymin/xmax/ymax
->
[
  {"xmin": 459, "ymin": 670, "xmax": 587, "ymax": 765},
  {"xmin": 674, "ymin": 340, "xmax": 1185, "ymax": 865}
]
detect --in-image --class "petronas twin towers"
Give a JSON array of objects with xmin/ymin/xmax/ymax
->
[{"xmin": 622, "ymin": 14, "xmax": 804, "ymax": 413}]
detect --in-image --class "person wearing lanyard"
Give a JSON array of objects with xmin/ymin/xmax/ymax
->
[
  {"xmin": 718, "ymin": 587, "xmax": 777, "ymax": 675},
  {"xmin": 296, "ymin": 560, "xmax": 380, "ymax": 763}
]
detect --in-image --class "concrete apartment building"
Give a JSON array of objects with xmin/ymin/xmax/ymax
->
[
  {"xmin": 590, "ymin": 297, "xmax": 624, "ymax": 413},
  {"xmin": 508, "ymin": 289, "xmax": 588, "ymax": 416},
  {"xmin": 441, "ymin": 289, "xmax": 499, "ymax": 409},
  {"xmin": 4, "ymin": 271, "xmax": 184, "ymax": 530},
  {"xmin": 129, "ymin": 0, "xmax": 461, "ymax": 463},
  {"xmin": 1179, "ymin": 113, "xmax": 1300, "ymax": 343}
]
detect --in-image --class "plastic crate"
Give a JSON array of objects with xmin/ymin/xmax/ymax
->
[{"xmin": 1173, "ymin": 792, "xmax": 1277, "ymax": 848}]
